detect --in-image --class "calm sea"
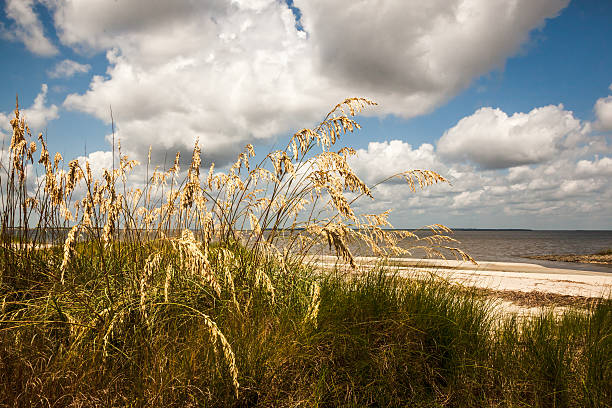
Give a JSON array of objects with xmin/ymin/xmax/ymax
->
[
  {"xmin": 14, "ymin": 228, "xmax": 612, "ymax": 273},
  {"xmin": 395, "ymin": 230, "xmax": 612, "ymax": 273}
]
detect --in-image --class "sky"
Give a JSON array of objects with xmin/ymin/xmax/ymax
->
[{"xmin": 0, "ymin": 0, "xmax": 611, "ymax": 230}]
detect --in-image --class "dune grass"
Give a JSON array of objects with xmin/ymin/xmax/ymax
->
[
  {"xmin": 1, "ymin": 254, "xmax": 610, "ymax": 407},
  {"xmin": 0, "ymin": 99, "xmax": 610, "ymax": 407}
]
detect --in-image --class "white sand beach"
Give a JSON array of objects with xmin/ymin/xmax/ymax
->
[{"xmin": 309, "ymin": 255, "xmax": 612, "ymax": 312}]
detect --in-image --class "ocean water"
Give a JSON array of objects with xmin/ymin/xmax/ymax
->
[
  {"xmin": 12, "ymin": 228, "xmax": 612, "ymax": 273},
  {"xmin": 395, "ymin": 230, "xmax": 612, "ymax": 273}
]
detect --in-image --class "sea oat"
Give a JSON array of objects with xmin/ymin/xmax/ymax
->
[
  {"xmin": 141, "ymin": 253, "xmax": 162, "ymax": 321},
  {"xmin": 163, "ymin": 264, "xmax": 173, "ymax": 302},
  {"xmin": 304, "ymin": 281, "xmax": 321, "ymax": 328},
  {"xmin": 198, "ymin": 311, "xmax": 240, "ymax": 397},
  {"xmin": 60, "ymin": 224, "xmax": 81, "ymax": 284},
  {"xmin": 171, "ymin": 229, "xmax": 221, "ymax": 296},
  {"xmin": 255, "ymin": 267, "xmax": 275, "ymax": 304}
]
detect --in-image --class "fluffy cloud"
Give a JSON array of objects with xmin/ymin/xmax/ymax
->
[
  {"xmin": 34, "ymin": 0, "xmax": 568, "ymax": 163},
  {"xmin": 22, "ymin": 84, "xmax": 59, "ymax": 130},
  {"xmin": 0, "ymin": 84, "xmax": 59, "ymax": 139},
  {"xmin": 575, "ymin": 156, "xmax": 612, "ymax": 177},
  {"xmin": 296, "ymin": 0, "xmax": 568, "ymax": 113},
  {"xmin": 451, "ymin": 190, "xmax": 484, "ymax": 209},
  {"xmin": 349, "ymin": 141, "xmax": 445, "ymax": 184},
  {"xmin": 2, "ymin": 0, "xmax": 58, "ymax": 56},
  {"xmin": 0, "ymin": 113, "xmax": 10, "ymax": 140},
  {"xmin": 59, "ymin": 1, "xmax": 321, "ymax": 163},
  {"xmin": 594, "ymin": 84, "xmax": 612, "ymax": 130},
  {"xmin": 47, "ymin": 59, "xmax": 91, "ymax": 78},
  {"xmin": 437, "ymin": 105, "xmax": 584, "ymax": 169},
  {"xmin": 349, "ymin": 103, "xmax": 612, "ymax": 228}
]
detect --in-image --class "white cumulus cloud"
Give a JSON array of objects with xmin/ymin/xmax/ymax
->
[
  {"xmin": 437, "ymin": 105, "xmax": 584, "ymax": 169},
  {"xmin": 296, "ymin": 0, "xmax": 568, "ymax": 114},
  {"xmin": 575, "ymin": 156, "xmax": 612, "ymax": 178},
  {"xmin": 0, "ymin": 84, "xmax": 59, "ymax": 139},
  {"xmin": 3, "ymin": 0, "xmax": 58, "ymax": 56},
  {"xmin": 594, "ymin": 84, "xmax": 612, "ymax": 131},
  {"xmin": 36, "ymin": 0, "xmax": 569, "ymax": 164},
  {"xmin": 345, "ymin": 99, "xmax": 612, "ymax": 228},
  {"xmin": 47, "ymin": 59, "xmax": 91, "ymax": 78},
  {"xmin": 349, "ymin": 141, "xmax": 445, "ymax": 185},
  {"xmin": 22, "ymin": 84, "xmax": 59, "ymax": 131}
]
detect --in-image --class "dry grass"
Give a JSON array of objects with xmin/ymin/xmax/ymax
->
[
  {"xmin": 527, "ymin": 253, "xmax": 612, "ymax": 265},
  {"xmin": 1, "ymin": 98, "xmax": 609, "ymax": 407},
  {"xmin": 474, "ymin": 287, "xmax": 599, "ymax": 308},
  {"xmin": 0, "ymin": 97, "xmax": 463, "ymax": 403}
]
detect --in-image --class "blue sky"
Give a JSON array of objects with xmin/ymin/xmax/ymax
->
[{"xmin": 0, "ymin": 0, "xmax": 611, "ymax": 229}]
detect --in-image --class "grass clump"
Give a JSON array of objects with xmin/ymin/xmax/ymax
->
[
  {"xmin": 2, "ymin": 260, "xmax": 610, "ymax": 407},
  {"xmin": 0, "ymin": 98, "xmax": 610, "ymax": 406}
]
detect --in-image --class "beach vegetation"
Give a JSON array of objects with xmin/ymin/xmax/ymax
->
[{"xmin": 0, "ymin": 99, "xmax": 610, "ymax": 407}]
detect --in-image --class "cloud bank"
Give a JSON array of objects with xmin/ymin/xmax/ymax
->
[
  {"xmin": 6, "ymin": 0, "xmax": 611, "ymax": 228},
  {"xmin": 5, "ymin": 0, "xmax": 568, "ymax": 163},
  {"xmin": 349, "ymin": 100, "xmax": 612, "ymax": 228}
]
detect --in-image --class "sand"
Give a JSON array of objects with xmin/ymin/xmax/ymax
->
[{"xmin": 308, "ymin": 255, "xmax": 612, "ymax": 313}]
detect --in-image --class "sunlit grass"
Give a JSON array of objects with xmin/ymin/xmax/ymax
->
[{"xmin": 0, "ymin": 99, "xmax": 610, "ymax": 406}]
